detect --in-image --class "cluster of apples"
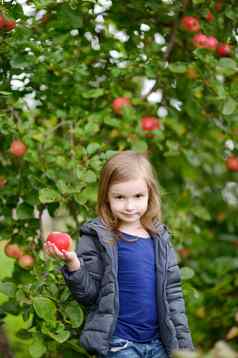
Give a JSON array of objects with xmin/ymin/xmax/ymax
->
[
  {"xmin": 180, "ymin": 12, "xmax": 231, "ymax": 57},
  {"xmin": 0, "ymin": 139, "xmax": 27, "ymax": 190},
  {"xmin": 0, "ymin": 14, "xmax": 16, "ymax": 32},
  {"xmin": 4, "ymin": 242, "xmax": 34, "ymax": 269},
  {"xmin": 112, "ymin": 97, "xmax": 160, "ymax": 132}
]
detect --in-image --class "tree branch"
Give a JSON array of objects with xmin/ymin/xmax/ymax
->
[{"xmin": 164, "ymin": 0, "xmax": 191, "ymax": 61}]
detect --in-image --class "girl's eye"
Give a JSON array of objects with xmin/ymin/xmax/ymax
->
[
  {"xmin": 135, "ymin": 194, "xmax": 143, "ymax": 198},
  {"xmin": 116, "ymin": 196, "xmax": 124, "ymax": 199}
]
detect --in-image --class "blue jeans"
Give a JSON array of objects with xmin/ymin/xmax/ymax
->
[{"xmin": 101, "ymin": 335, "xmax": 168, "ymax": 357}]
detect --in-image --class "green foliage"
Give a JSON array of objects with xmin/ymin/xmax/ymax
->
[{"xmin": 0, "ymin": 0, "xmax": 238, "ymax": 356}]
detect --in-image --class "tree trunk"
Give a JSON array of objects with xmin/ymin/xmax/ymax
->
[{"xmin": 0, "ymin": 325, "xmax": 13, "ymax": 358}]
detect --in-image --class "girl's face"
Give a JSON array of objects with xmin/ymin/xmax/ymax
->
[{"xmin": 108, "ymin": 178, "xmax": 149, "ymax": 229}]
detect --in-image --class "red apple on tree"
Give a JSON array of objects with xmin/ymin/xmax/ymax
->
[
  {"xmin": 177, "ymin": 248, "xmax": 191, "ymax": 258},
  {"xmin": 4, "ymin": 243, "xmax": 24, "ymax": 259},
  {"xmin": 180, "ymin": 16, "xmax": 200, "ymax": 33},
  {"xmin": 141, "ymin": 116, "xmax": 160, "ymax": 131},
  {"xmin": 214, "ymin": 1, "xmax": 223, "ymax": 12},
  {"xmin": 186, "ymin": 66, "xmax": 199, "ymax": 80},
  {"xmin": 0, "ymin": 15, "xmax": 5, "ymax": 29},
  {"xmin": 0, "ymin": 176, "xmax": 7, "ymax": 188},
  {"xmin": 112, "ymin": 97, "xmax": 131, "ymax": 115},
  {"xmin": 205, "ymin": 36, "xmax": 218, "ymax": 51},
  {"xmin": 18, "ymin": 255, "xmax": 34, "ymax": 270},
  {"xmin": 226, "ymin": 155, "xmax": 238, "ymax": 172},
  {"xmin": 216, "ymin": 43, "xmax": 232, "ymax": 57},
  {"xmin": 205, "ymin": 11, "xmax": 214, "ymax": 23},
  {"xmin": 4, "ymin": 19, "xmax": 16, "ymax": 31},
  {"xmin": 192, "ymin": 33, "xmax": 208, "ymax": 48},
  {"xmin": 10, "ymin": 139, "xmax": 27, "ymax": 157},
  {"xmin": 47, "ymin": 232, "xmax": 72, "ymax": 252}
]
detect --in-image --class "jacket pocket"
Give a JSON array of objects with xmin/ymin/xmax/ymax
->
[{"xmin": 109, "ymin": 336, "xmax": 129, "ymax": 352}]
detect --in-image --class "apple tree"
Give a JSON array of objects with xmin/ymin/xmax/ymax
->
[{"xmin": 0, "ymin": 0, "xmax": 238, "ymax": 356}]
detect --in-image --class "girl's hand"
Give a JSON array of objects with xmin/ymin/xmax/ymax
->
[{"xmin": 43, "ymin": 241, "xmax": 81, "ymax": 271}]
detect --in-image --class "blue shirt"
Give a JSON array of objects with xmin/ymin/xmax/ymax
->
[{"xmin": 113, "ymin": 231, "xmax": 159, "ymax": 342}]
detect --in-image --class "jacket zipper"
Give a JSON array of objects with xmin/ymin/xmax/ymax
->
[
  {"xmin": 155, "ymin": 232, "xmax": 173, "ymax": 356},
  {"xmin": 108, "ymin": 240, "xmax": 119, "ymax": 342},
  {"xmin": 96, "ymin": 235, "xmax": 119, "ymax": 351}
]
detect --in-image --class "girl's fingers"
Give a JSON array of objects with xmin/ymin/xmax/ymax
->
[
  {"xmin": 44, "ymin": 242, "xmax": 64, "ymax": 260},
  {"xmin": 43, "ymin": 242, "xmax": 76, "ymax": 263},
  {"xmin": 61, "ymin": 249, "xmax": 78, "ymax": 263}
]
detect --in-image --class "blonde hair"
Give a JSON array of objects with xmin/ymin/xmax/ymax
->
[{"xmin": 96, "ymin": 150, "xmax": 162, "ymax": 236}]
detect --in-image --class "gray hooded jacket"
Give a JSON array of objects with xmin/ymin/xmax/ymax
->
[{"xmin": 62, "ymin": 217, "xmax": 194, "ymax": 357}]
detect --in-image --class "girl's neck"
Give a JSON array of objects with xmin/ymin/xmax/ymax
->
[{"xmin": 117, "ymin": 224, "xmax": 149, "ymax": 237}]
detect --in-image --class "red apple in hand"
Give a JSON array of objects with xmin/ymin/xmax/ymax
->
[
  {"xmin": 141, "ymin": 116, "xmax": 160, "ymax": 131},
  {"xmin": 4, "ymin": 243, "xmax": 24, "ymax": 259},
  {"xmin": 47, "ymin": 232, "xmax": 72, "ymax": 252},
  {"xmin": 10, "ymin": 139, "xmax": 27, "ymax": 157},
  {"xmin": 18, "ymin": 255, "xmax": 34, "ymax": 270},
  {"xmin": 181, "ymin": 16, "xmax": 200, "ymax": 33},
  {"xmin": 226, "ymin": 155, "xmax": 238, "ymax": 172},
  {"xmin": 216, "ymin": 43, "xmax": 232, "ymax": 57},
  {"xmin": 112, "ymin": 97, "xmax": 131, "ymax": 115}
]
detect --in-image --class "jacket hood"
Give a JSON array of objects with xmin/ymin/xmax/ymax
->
[
  {"xmin": 80, "ymin": 217, "xmax": 107, "ymax": 236},
  {"xmin": 80, "ymin": 216, "xmax": 168, "ymax": 239}
]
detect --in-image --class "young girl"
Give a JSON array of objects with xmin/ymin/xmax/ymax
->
[{"xmin": 44, "ymin": 150, "xmax": 194, "ymax": 357}]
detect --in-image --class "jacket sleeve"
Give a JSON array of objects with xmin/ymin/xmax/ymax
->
[
  {"xmin": 166, "ymin": 232, "xmax": 194, "ymax": 351},
  {"xmin": 61, "ymin": 234, "xmax": 104, "ymax": 306}
]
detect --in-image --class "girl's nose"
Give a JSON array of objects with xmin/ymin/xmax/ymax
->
[{"xmin": 125, "ymin": 200, "xmax": 134, "ymax": 210}]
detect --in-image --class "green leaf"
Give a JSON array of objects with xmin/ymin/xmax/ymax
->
[
  {"xmin": 0, "ymin": 282, "xmax": 16, "ymax": 297},
  {"xmin": 67, "ymin": 339, "xmax": 91, "ymax": 356},
  {"xmin": 165, "ymin": 118, "xmax": 186, "ymax": 136},
  {"xmin": 64, "ymin": 301, "xmax": 84, "ymax": 328},
  {"xmin": 84, "ymin": 122, "xmax": 100, "ymax": 134},
  {"xmin": 168, "ymin": 63, "xmax": 187, "ymax": 73},
  {"xmin": 103, "ymin": 117, "xmax": 120, "ymax": 128},
  {"xmin": 222, "ymin": 97, "xmax": 237, "ymax": 116},
  {"xmin": 55, "ymin": 4, "xmax": 83, "ymax": 30},
  {"xmin": 0, "ymin": 91, "xmax": 11, "ymax": 96},
  {"xmin": 29, "ymin": 335, "xmax": 46, "ymax": 358},
  {"xmin": 16, "ymin": 203, "xmax": 34, "ymax": 220},
  {"xmin": 192, "ymin": 206, "xmax": 211, "ymax": 221},
  {"xmin": 180, "ymin": 267, "xmax": 195, "ymax": 280},
  {"xmin": 16, "ymin": 329, "xmax": 33, "ymax": 340},
  {"xmin": 79, "ymin": 184, "xmax": 97, "ymax": 204},
  {"xmin": 39, "ymin": 189, "xmax": 61, "ymax": 203},
  {"xmin": 85, "ymin": 170, "xmax": 97, "ymax": 183},
  {"xmin": 42, "ymin": 322, "xmax": 70, "ymax": 343},
  {"xmin": 86, "ymin": 143, "xmax": 101, "ymax": 155},
  {"xmin": 216, "ymin": 58, "xmax": 238, "ymax": 76},
  {"xmin": 82, "ymin": 89, "xmax": 104, "ymax": 98},
  {"xmin": 131, "ymin": 140, "xmax": 148, "ymax": 152},
  {"xmin": 32, "ymin": 296, "xmax": 57, "ymax": 322},
  {"xmin": 165, "ymin": 140, "xmax": 180, "ymax": 157}
]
